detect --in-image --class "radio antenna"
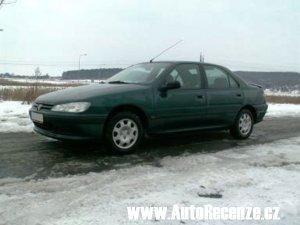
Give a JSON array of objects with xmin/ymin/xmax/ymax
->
[{"xmin": 150, "ymin": 40, "xmax": 183, "ymax": 63}]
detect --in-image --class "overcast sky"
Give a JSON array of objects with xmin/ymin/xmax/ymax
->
[{"xmin": 0, "ymin": 0, "xmax": 299, "ymax": 76}]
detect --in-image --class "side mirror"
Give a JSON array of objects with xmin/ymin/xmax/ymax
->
[{"xmin": 159, "ymin": 81, "xmax": 181, "ymax": 92}]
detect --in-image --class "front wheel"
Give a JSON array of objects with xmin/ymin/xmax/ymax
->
[
  {"xmin": 230, "ymin": 109, "xmax": 254, "ymax": 139},
  {"xmin": 104, "ymin": 111, "xmax": 144, "ymax": 154}
]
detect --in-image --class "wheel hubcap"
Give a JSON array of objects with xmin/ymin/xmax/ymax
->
[
  {"xmin": 239, "ymin": 113, "xmax": 252, "ymax": 136},
  {"xmin": 112, "ymin": 119, "xmax": 138, "ymax": 149}
]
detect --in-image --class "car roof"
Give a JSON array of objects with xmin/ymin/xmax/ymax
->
[{"xmin": 142, "ymin": 61, "xmax": 224, "ymax": 67}]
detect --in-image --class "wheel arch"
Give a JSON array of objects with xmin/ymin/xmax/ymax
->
[
  {"xmin": 240, "ymin": 105, "xmax": 257, "ymax": 122},
  {"xmin": 104, "ymin": 104, "xmax": 149, "ymax": 132}
]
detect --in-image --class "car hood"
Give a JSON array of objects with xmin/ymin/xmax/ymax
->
[{"xmin": 36, "ymin": 83, "xmax": 148, "ymax": 105}]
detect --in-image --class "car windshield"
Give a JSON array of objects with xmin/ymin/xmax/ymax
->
[{"xmin": 106, "ymin": 63, "xmax": 170, "ymax": 84}]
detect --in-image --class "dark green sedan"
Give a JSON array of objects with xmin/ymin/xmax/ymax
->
[{"xmin": 30, "ymin": 61, "xmax": 268, "ymax": 153}]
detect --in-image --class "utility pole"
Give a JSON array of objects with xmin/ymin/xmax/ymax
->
[
  {"xmin": 200, "ymin": 52, "xmax": 205, "ymax": 62},
  {"xmin": 78, "ymin": 53, "xmax": 87, "ymax": 70}
]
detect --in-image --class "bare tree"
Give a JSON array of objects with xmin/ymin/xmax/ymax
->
[
  {"xmin": 0, "ymin": 0, "xmax": 17, "ymax": 8},
  {"xmin": 1, "ymin": 0, "xmax": 17, "ymax": 31}
]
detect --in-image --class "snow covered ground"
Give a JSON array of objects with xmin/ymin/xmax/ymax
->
[
  {"xmin": 2, "ymin": 77, "xmax": 73, "ymax": 84},
  {"xmin": 2, "ymin": 77, "xmax": 104, "ymax": 85},
  {"xmin": 267, "ymin": 104, "xmax": 300, "ymax": 117},
  {"xmin": 0, "ymin": 137, "xmax": 299, "ymax": 225},
  {"xmin": 265, "ymin": 89, "xmax": 300, "ymax": 97},
  {"xmin": 0, "ymin": 101, "xmax": 300, "ymax": 133},
  {"xmin": 0, "ymin": 101, "xmax": 32, "ymax": 133},
  {"xmin": 0, "ymin": 101, "xmax": 299, "ymax": 224},
  {"xmin": 0, "ymin": 85, "xmax": 32, "ymax": 90}
]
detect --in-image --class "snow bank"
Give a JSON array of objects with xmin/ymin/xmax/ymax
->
[
  {"xmin": 0, "ymin": 85, "xmax": 32, "ymax": 90},
  {"xmin": 3, "ymin": 78, "xmax": 71, "ymax": 85},
  {"xmin": 266, "ymin": 104, "xmax": 300, "ymax": 117},
  {"xmin": 3, "ymin": 77, "xmax": 105, "ymax": 85},
  {"xmin": 265, "ymin": 89, "xmax": 300, "ymax": 97},
  {"xmin": 0, "ymin": 101, "xmax": 32, "ymax": 132},
  {"xmin": 0, "ymin": 137, "xmax": 299, "ymax": 225}
]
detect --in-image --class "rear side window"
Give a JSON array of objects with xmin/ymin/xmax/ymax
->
[
  {"xmin": 166, "ymin": 64, "xmax": 202, "ymax": 89},
  {"xmin": 203, "ymin": 65, "xmax": 230, "ymax": 89}
]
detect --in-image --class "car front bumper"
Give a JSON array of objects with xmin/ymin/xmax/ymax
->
[{"xmin": 29, "ymin": 109, "xmax": 107, "ymax": 141}]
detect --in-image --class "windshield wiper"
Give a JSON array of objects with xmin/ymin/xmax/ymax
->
[{"xmin": 108, "ymin": 80, "xmax": 130, "ymax": 84}]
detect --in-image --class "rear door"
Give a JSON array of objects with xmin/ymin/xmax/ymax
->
[
  {"xmin": 202, "ymin": 65, "xmax": 243, "ymax": 125},
  {"xmin": 153, "ymin": 63, "xmax": 206, "ymax": 131}
]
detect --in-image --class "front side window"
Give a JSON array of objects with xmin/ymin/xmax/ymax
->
[
  {"xmin": 107, "ymin": 63, "xmax": 170, "ymax": 84},
  {"xmin": 165, "ymin": 64, "xmax": 201, "ymax": 89},
  {"xmin": 203, "ymin": 65, "xmax": 230, "ymax": 89}
]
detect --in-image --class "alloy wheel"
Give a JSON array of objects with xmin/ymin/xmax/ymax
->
[
  {"xmin": 239, "ymin": 113, "xmax": 252, "ymax": 136},
  {"xmin": 112, "ymin": 118, "xmax": 139, "ymax": 149}
]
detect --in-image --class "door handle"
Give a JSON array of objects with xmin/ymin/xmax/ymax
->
[
  {"xmin": 196, "ymin": 95, "xmax": 204, "ymax": 99},
  {"xmin": 236, "ymin": 93, "xmax": 242, "ymax": 97}
]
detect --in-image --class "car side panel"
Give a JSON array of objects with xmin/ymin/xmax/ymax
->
[
  {"xmin": 151, "ymin": 88, "xmax": 207, "ymax": 131},
  {"xmin": 205, "ymin": 88, "xmax": 244, "ymax": 125},
  {"xmin": 90, "ymin": 87, "xmax": 155, "ymax": 134}
]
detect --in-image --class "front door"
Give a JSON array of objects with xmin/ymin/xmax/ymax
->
[
  {"xmin": 153, "ymin": 63, "xmax": 206, "ymax": 131},
  {"xmin": 202, "ymin": 65, "xmax": 244, "ymax": 125}
]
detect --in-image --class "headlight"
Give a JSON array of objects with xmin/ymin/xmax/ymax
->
[{"xmin": 51, "ymin": 102, "xmax": 91, "ymax": 113}]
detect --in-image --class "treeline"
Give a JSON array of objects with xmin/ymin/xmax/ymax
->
[
  {"xmin": 235, "ymin": 71, "xmax": 300, "ymax": 91},
  {"xmin": 62, "ymin": 68, "xmax": 123, "ymax": 80},
  {"xmin": 0, "ymin": 73, "xmax": 50, "ymax": 79}
]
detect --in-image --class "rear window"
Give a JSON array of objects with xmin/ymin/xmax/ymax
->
[{"xmin": 228, "ymin": 75, "xmax": 239, "ymax": 88}]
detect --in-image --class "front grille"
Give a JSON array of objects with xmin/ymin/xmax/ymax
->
[
  {"xmin": 32, "ymin": 103, "xmax": 53, "ymax": 111},
  {"xmin": 34, "ymin": 121, "xmax": 83, "ymax": 136},
  {"xmin": 34, "ymin": 122, "xmax": 54, "ymax": 131}
]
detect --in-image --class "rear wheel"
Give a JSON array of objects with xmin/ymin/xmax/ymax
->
[
  {"xmin": 105, "ymin": 111, "xmax": 144, "ymax": 154},
  {"xmin": 230, "ymin": 109, "xmax": 254, "ymax": 139}
]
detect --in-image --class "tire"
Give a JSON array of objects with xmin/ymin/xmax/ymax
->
[
  {"xmin": 230, "ymin": 109, "xmax": 254, "ymax": 139},
  {"xmin": 104, "ymin": 111, "xmax": 144, "ymax": 154}
]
